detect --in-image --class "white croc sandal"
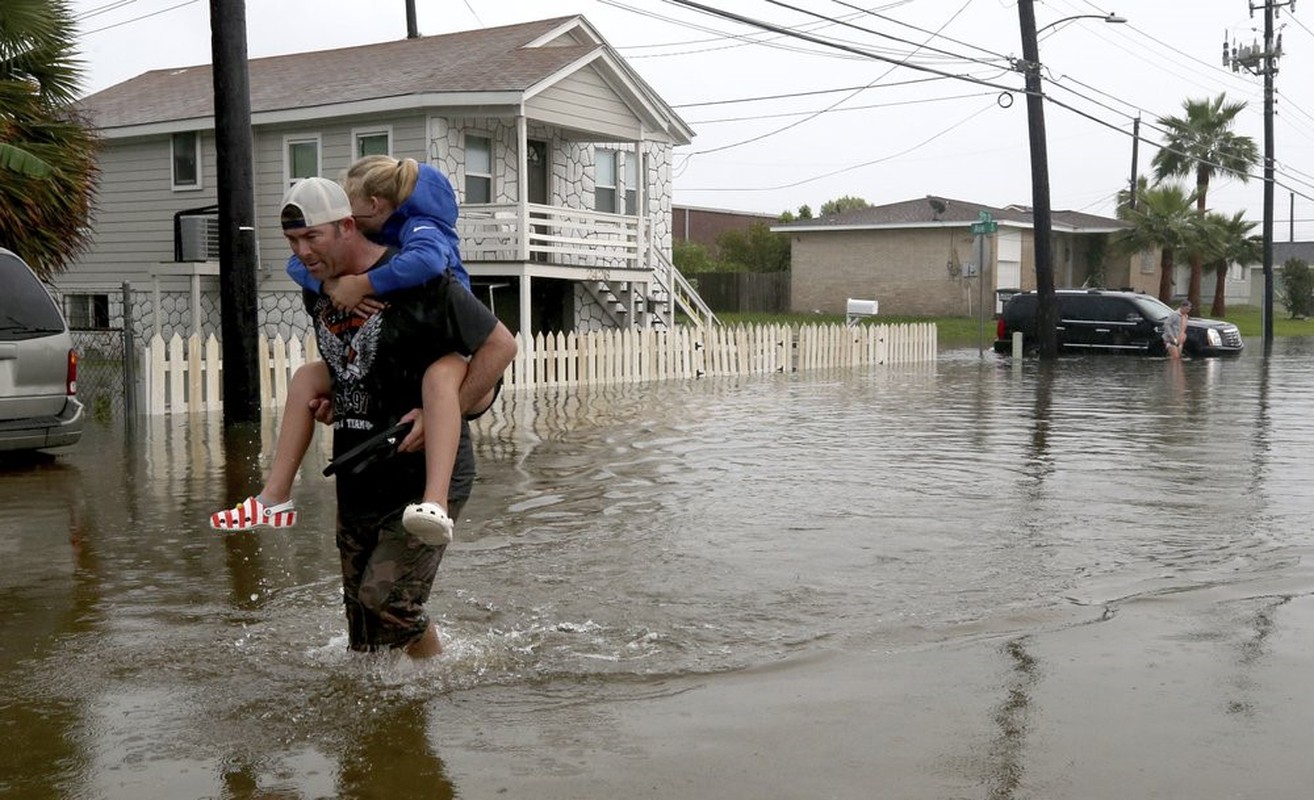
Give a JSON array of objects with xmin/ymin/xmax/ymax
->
[{"xmin": 402, "ymin": 502, "xmax": 454, "ymax": 546}]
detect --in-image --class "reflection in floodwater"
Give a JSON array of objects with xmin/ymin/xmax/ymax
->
[
  {"xmin": 8, "ymin": 344, "xmax": 1314, "ymax": 796},
  {"xmin": 986, "ymin": 637, "xmax": 1039, "ymax": 800},
  {"xmin": 1025, "ymin": 361, "xmax": 1056, "ymax": 489}
]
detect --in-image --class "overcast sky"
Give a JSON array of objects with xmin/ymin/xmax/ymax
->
[{"xmin": 69, "ymin": 0, "xmax": 1314, "ymax": 238}]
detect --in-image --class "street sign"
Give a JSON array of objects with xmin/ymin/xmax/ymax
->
[{"xmin": 970, "ymin": 211, "xmax": 997, "ymax": 235}]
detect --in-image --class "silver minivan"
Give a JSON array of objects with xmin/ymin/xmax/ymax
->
[{"xmin": 0, "ymin": 247, "xmax": 83, "ymax": 452}]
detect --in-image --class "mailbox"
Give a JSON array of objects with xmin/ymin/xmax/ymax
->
[{"xmin": 845, "ymin": 298, "xmax": 878, "ymax": 327}]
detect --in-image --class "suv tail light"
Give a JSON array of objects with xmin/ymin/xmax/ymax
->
[
  {"xmin": 996, "ymin": 317, "xmax": 1006, "ymax": 341},
  {"xmin": 67, "ymin": 349, "xmax": 78, "ymax": 396}
]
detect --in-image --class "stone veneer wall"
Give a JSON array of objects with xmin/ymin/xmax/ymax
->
[
  {"xmin": 431, "ymin": 118, "xmax": 674, "ymax": 332},
  {"xmin": 120, "ymin": 290, "xmax": 312, "ymax": 346},
  {"xmin": 50, "ymin": 284, "xmax": 316, "ymax": 366}
]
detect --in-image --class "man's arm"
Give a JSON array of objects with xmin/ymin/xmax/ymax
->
[
  {"xmin": 312, "ymin": 299, "xmax": 516, "ymax": 432},
  {"xmin": 460, "ymin": 321, "xmax": 517, "ymax": 414},
  {"xmin": 394, "ymin": 321, "xmax": 516, "ymax": 453}
]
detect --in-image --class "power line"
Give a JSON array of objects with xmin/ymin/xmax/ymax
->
[
  {"xmin": 755, "ymin": 0, "xmax": 1007, "ymax": 72},
  {"xmin": 824, "ymin": 0, "xmax": 1008, "ymax": 61},
  {"xmin": 670, "ymin": 75, "xmax": 954, "ymax": 108},
  {"xmin": 614, "ymin": 0, "xmax": 912, "ymax": 53},
  {"xmin": 461, "ymin": 0, "xmax": 482, "ymax": 27},
  {"xmin": 686, "ymin": 90, "xmax": 996, "ymax": 124},
  {"xmin": 656, "ymin": 0, "xmax": 1018, "ymax": 92},
  {"xmin": 79, "ymin": 0, "xmax": 200, "ymax": 36},
  {"xmin": 602, "ymin": 0, "xmax": 880, "ymax": 61},
  {"xmin": 75, "ymin": 0, "xmax": 141, "ymax": 21},
  {"xmin": 672, "ymin": 0, "xmax": 1009, "ymax": 156},
  {"xmin": 678, "ymin": 101, "xmax": 997, "ymax": 192}
]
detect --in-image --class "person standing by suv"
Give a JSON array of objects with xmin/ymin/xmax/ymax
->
[{"xmin": 1163, "ymin": 301, "xmax": 1190, "ymax": 359}]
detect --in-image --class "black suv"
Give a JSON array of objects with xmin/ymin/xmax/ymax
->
[{"xmin": 994, "ymin": 289, "xmax": 1244, "ymax": 357}]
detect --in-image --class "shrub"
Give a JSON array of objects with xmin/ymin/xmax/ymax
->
[{"xmin": 1279, "ymin": 258, "xmax": 1314, "ymax": 318}]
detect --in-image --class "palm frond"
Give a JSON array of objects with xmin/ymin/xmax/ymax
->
[{"xmin": 0, "ymin": 142, "xmax": 52, "ymax": 176}]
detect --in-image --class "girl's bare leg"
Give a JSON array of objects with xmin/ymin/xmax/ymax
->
[
  {"xmin": 419, "ymin": 354, "xmax": 467, "ymax": 506},
  {"xmin": 401, "ymin": 354, "xmax": 467, "ymax": 545},
  {"xmin": 209, "ymin": 361, "xmax": 328, "ymax": 530},
  {"xmin": 260, "ymin": 361, "xmax": 330, "ymax": 503}
]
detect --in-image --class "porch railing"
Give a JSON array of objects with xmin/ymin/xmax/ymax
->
[
  {"xmin": 459, "ymin": 204, "xmax": 718, "ymax": 329},
  {"xmin": 458, "ymin": 202, "xmax": 644, "ymax": 269}
]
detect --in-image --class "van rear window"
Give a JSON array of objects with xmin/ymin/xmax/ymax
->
[{"xmin": 0, "ymin": 252, "xmax": 66, "ymax": 339}]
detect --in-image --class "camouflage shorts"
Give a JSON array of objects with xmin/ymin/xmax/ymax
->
[{"xmin": 336, "ymin": 498, "xmax": 465, "ymax": 652}]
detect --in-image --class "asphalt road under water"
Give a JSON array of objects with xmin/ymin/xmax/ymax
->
[{"xmin": 4, "ymin": 339, "xmax": 1314, "ymax": 798}]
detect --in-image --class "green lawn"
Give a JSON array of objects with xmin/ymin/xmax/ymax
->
[
  {"xmin": 719, "ymin": 305, "xmax": 1314, "ymax": 350},
  {"xmin": 717, "ymin": 311, "xmax": 991, "ymax": 349},
  {"xmin": 1212, "ymin": 305, "xmax": 1314, "ymax": 338}
]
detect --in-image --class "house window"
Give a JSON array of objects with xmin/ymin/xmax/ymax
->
[
  {"xmin": 1139, "ymin": 251, "xmax": 1155, "ymax": 275},
  {"xmin": 285, "ymin": 136, "xmax": 321, "ymax": 185},
  {"xmin": 64, "ymin": 293, "xmax": 110, "ymax": 330},
  {"xmin": 624, "ymin": 152, "xmax": 638, "ymax": 216},
  {"xmin": 465, "ymin": 134, "xmax": 492, "ymax": 203},
  {"xmin": 171, "ymin": 131, "xmax": 200, "ymax": 190},
  {"xmin": 595, "ymin": 149, "xmax": 617, "ymax": 213},
  {"xmin": 353, "ymin": 129, "xmax": 390, "ymax": 158}
]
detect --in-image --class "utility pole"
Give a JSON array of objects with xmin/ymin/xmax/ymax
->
[
  {"xmin": 1224, "ymin": 0, "xmax": 1294, "ymax": 352},
  {"xmin": 1128, "ymin": 116, "xmax": 1140, "ymax": 211},
  {"xmin": 406, "ymin": 0, "xmax": 419, "ymax": 38},
  {"xmin": 1017, "ymin": 0, "xmax": 1057, "ymax": 359},
  {"xmin": 210, "ymin": 0, "xmax": 261, "ymax": 424}
]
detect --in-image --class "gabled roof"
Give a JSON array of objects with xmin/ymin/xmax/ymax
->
[
  {"xmin": 1273, "ymin": 242, "xmax": 1314, "ymax": 266},
  {"xmin": 77, "ymin": 16, "xmax": 692, "ymax": 143},
  {"xmin": 772, "ymin": 195, "xmax": 1126, "ymax": 233}
]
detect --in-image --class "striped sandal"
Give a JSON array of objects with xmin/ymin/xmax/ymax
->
[{"xmin": 210, "ymin": 496, "xmax": 297, "ymax": 531}]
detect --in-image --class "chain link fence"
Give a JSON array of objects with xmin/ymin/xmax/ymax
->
[{"xmin": 70, "ymin": 328, "xmax": 129, "ymax": 422}]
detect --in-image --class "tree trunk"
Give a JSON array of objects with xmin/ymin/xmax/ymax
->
[
  {"xmin": 1211, "ymin": 263, "xmax": 1228, "ymax": 317},
  {"xmin": 1188, "ymin": 252, "xmax": 1203, "ymax": 312},
  {"xmin": 1191, "ymin": 170, "xmax": 1208, "ymax": 315},
  {"xmin": 1159, "ymin": 249, "xmax": 1174, "ymax": 303}
]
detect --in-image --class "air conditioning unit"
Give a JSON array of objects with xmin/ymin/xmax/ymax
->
[{"xmin": 178, "ymin": 215, "xmax": 220, "ymax": 261}]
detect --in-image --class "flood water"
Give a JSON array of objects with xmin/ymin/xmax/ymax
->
[{"xmin": 5, "ymin": 340, "xmax": 1314, "ymax": 798}]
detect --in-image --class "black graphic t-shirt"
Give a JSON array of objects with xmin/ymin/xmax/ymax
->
[{"xmin": 304, "ymin": 259, "xmax": 499, "ymax": 524}]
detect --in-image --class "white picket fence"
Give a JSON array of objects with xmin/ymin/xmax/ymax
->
[
  {"xmin": 144, "ymin": 332, "xmax": 321, "ymax": 415},
  {"xmin": 142, "ymin": 322, "xmax": 936, "ymax": 415}
]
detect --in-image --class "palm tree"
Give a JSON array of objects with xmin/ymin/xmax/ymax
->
[
  {"xmin": 1111, "ymin": 184, "xmax": 1197, "ymax": 303},
  {"xmin": 0, "ymin": 143, "xmax": 52, "ymax": 176},
  {"xmin": 1151, "ymin": 93, "xmax": 1259, "ymax": 313},
  {"xmin": 0, "ymin": 0, "xmax": 100, "ymax": 280},
  {"xmin": 1201, "ymin": 211, "xmax": 1260, "ymax": 318},
  {"xmin": 1115, "ymin": 175, "xmax": 1150, "ymax": 219}
]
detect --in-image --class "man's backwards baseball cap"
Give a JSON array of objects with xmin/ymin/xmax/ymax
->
[{"xmin": 280, "ymin": 177, "xmax": 352, "ymax": 230}]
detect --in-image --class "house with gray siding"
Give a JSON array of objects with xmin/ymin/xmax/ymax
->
[
  {"xmin": 61, "ymin": 16, "xmax": 705, "ymax": 343},
  {"xmin": 1246, "ymin": 241, "xmax": 1314, "ymax": 311}
]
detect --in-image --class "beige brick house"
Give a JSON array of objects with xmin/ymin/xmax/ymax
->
[{"xmin": 773, "ymin": 196, "xmax": 1139, "ymax": 317}]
